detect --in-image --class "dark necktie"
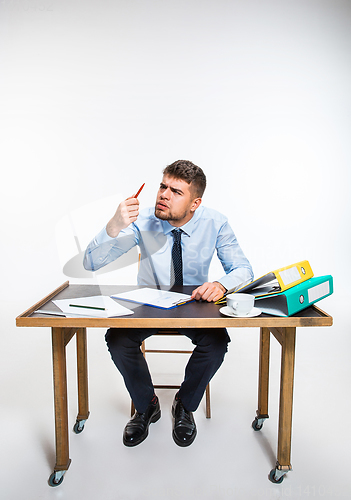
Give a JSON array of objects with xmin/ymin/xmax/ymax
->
[{"xmin": 171, "ymin": 229, "xmax": 183, "ymax": 286}]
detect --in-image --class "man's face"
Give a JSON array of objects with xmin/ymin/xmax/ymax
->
[{"xmin": 154, "ymin": 175, "xmax": 201, "ymax": 226}]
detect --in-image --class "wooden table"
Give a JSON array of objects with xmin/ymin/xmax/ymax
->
[{"xmin": 16, "ymin": 282, "xmax": 333, "ymax": 487}]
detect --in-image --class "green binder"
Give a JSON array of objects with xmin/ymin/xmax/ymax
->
[{"xmin": 255, "ymin": 275, "xmax": 333, "ymax": 317}]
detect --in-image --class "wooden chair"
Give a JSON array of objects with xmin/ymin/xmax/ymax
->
[{"xmin": 131, "ymin": 330, "xmax": 211, "ymax": 418}]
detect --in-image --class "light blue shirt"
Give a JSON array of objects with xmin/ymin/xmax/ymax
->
[{"xmin": 83, "ymin": 205, "xmax": 253, "ymax": 291}]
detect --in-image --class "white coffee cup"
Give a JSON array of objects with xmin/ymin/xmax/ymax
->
[{"xmin": 226, "ymin": 293, "xmax": 254, "ymax": 316}]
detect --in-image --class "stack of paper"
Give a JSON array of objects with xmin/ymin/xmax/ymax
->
[
  {"xmin": 111, "ymin": 288, "xmax": 193, "ymax": 309},
  {"xmin": 51, "ymin": 295, "xmax": 134, "ymax": 317}
]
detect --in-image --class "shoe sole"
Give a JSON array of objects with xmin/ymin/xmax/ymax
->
[{"xmin": 123, "ymin": 410, "xmax": 161, "ymax": 447}]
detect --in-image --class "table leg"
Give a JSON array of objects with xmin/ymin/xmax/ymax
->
[
  {"xmin": 74, "ymin": 328, "xmax": 90, "ymax": 433},
  {"xmin": 49, "ymin": 327, "xmax": 71, "ymax": 486},
  {"xmin": 270, "ymin": 326, "xmax": 296, "ymax": 484},
  {"xmin": 252, "ymin": 327, "xmax": 270, "ymax": 431}
]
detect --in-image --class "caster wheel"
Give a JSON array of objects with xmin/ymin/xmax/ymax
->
[
  {"xmin": 252, "ymin": 418, "xmax": 263, "ymax": 431},
  {"xmin": 269, "ymin": 468, "xmax": 284, "ymax": 484},
  {"xmin": 73, "ymin": 421, "xmax": 84, "ymax": 434},
  {"xmin": 48, "ymin": 472, "xmax": 64, "ymax": 487}
]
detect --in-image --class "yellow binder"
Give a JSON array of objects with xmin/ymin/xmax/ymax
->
[{"xmin": 232, "ymin": 260, "xmax": 314, "ymax": 298}]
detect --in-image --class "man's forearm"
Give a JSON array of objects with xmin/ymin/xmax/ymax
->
[
  {"xmin": 83, "ymin": 226, "xmax": 137, "ymax": 271},
  {"xmin": 106, "ymin": 219, "xmax": 122, "ymax": 238}
]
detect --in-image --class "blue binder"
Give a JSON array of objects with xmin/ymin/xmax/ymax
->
[{"xmin": 255, "ymin": 275, "xmax": 333, "ymax": 317}]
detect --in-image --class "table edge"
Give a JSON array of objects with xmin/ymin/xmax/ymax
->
[{"xmin": 16, "ymin": 282, "xmax": 333, "ymax": 328}]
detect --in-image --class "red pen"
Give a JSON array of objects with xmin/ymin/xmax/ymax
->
[{"xmin": 134, "ymin": 183, "xmax": 145, "ymax": 198}]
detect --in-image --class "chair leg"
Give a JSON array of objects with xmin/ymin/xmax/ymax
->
[{"xmin": 205, "ymin": 383, "xmax": 211, "ymax": 418}]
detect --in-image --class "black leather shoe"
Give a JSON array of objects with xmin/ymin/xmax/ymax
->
[
  {"xmin": 172, "ymin": 396, "xmax": 197, "ymax": 447},
  {"xmin": 123, "ymin": 399, "xmax": 161, "ymax": 447}
]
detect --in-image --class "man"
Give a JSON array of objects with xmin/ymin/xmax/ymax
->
[{"xmin": 84, "ymin": 160, "xmax": 253, "ymax": 447}]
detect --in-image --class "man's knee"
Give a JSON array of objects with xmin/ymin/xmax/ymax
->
[
  {"xmin": 105, "ymin": 328, "xmax": 139, "ymax": 352},
  {"xmin": 212, "ymin": 329, "xmax": 230, "ymax": 355},
  {"xmin": 105, "ymin": 328, "xmax": 153, "ymax": 351},
  {"xmin": 195, "ymin": 328, "xmax": 230, "ymax": 355}
]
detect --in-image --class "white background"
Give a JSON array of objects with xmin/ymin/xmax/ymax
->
[{"xmin": 1, "ymin": 1, "xmax": 350, "ymax": 499}]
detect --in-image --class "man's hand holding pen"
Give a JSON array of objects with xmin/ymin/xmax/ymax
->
[
  {"xmin": 106, "ymin": 183, "xmax": 144, "ymax": 238},
  {"xmin": 106, "ymin": 197, "xmax": 140, "ymax": 237}
]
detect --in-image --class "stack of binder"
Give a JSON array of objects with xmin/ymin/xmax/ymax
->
[{"xmin": 223, "ymin": 260, "xmax": 333, "ymax": 317}]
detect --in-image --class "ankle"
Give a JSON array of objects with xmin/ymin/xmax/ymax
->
[
  {"xmin": 150, "ymin": 394, "xmax": 158, "ymax": 406},
  {"xmin": 175, "ymin": 392, "xmax": 189, "ymax": 412}
]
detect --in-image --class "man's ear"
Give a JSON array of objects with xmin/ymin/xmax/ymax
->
[{"xmin": 190, "ymin": 197, "xmax": 202, "ymax": 212}]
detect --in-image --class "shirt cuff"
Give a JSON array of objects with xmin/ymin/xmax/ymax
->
[
  {"xmin": 217, "ymin": 275, "xmax": 234, "ymax": 292},
  {"xmin": 218, "ymin": 269, "xmax": 253, "ymax": 293}
]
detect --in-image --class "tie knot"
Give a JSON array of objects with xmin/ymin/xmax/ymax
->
[{"xmin": 172, "ymin": 229, "xmax": 182, "ymax": 242}]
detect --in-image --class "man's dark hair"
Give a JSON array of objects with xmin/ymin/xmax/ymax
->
[{"xmin": 163, "ymin": 160, "xmax": 206, "ymax": 198}]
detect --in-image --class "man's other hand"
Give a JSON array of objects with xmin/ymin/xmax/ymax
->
[
  {"xmin": 106, "ymin": 197, "xmax": 139, "ymax": 238},
  {"xmin": 191, "ymin": 281, "xmax": 226, "ymax": 302}
]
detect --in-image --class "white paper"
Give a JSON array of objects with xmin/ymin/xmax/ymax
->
[
  {"xmin": 34, "ymin": 309, "xmax": 67, "ymax": 317},
  {"xmin": 111, "ymin": 288, "xmax": 192, "ymax": 309},
  {"xmin": 53, "ymin": 295, "xmax": 134, "ymax": 317}
]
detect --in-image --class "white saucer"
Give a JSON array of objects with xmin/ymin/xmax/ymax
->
[{"xmin": 219, "ymin": 306, "xmax": 262, "ymax": 318}]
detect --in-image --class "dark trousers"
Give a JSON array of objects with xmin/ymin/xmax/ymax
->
[{"xmin": 105, "ymin": 327, "xmax": 231, "ymax": 413}]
